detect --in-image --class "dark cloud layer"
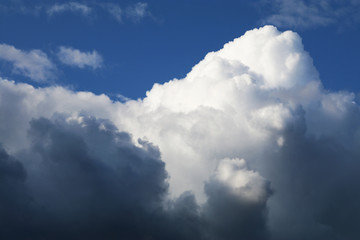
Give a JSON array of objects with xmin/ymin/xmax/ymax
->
[
  {"xmin": 4, "ymin": 111, "xmax": 360, "ymax": 240},
  {"xmin": 1, "ymin": 115, "xmax": 170, "ymax": 239}
]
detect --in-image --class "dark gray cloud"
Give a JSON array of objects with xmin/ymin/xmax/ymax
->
[
  {"xmin": 0, "ymin": 145, "xmax": 32, "ymax": 238},
  {"xmin": 261, "ymin": 107, "xmax": 360, "ymax": 240},
  {"xmin": 0, "ymin": 115, "xmax": 169, "ymax": 239},
  {"xmin": 202, "ymin": 178, "xmax": 272, "ymax": 240}
]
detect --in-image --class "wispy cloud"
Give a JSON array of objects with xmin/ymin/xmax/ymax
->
[
  {"xmin": 126, "ymin": 2, "xmax": 149, "ymax": 22},
  {"xmin": 261, "ymin": 0, "xmax": 360, "ymax": 29},
  {"xmin": 104, "ymin": 3, "xmax": 122, "ymax": 22},
  {"xmin": 0, "ymin": 1, "xmax": 152, "ymax": 24},
  {"xmin": 57, "ymin": 46, "xmax": 103, "ymax": 69},
  {"xmin": 47, "ymin": 2, "xmax": 92, "ymax": 16},
  {"xmin": 101, "ymin": 2, "xmax": 150, "ymax": 23},
  {"xmin": 0, "ymin": 44, "xmax": 55, "ymax": 82}
]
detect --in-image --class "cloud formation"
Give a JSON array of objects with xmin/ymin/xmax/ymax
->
[
  {"xmin": 1, "ymin": 26, "xmax": 360, "ymax": 239},
  {"xmin": 0, "ymin": 44, "xmax": 55, "ymax": 82},
  {"xmin": 57, "ymin": 47, "xmax": 103, "ymax": 69}
]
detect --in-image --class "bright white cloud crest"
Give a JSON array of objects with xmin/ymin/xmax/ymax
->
[{"xmin": 1, "ymin": 25, "xmax": 360, "ymax": 239}]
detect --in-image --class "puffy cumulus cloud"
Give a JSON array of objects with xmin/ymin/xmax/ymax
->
[
  {"xmin": 1, "ymin": 25, "xmax": 360, "ymax": 239},
  {"xmin": 57, "ymin": 46, "xmax": 103, "ymax": 69},
  {"xmin": 0, "ymin": 43, "xmax": 55, "ymax": 82},
  {"xmin": 123, "ymin": 26, "xmax": 324, "ymax": 202},
  {"xmin": 112, "ymin": 25, "xmax": 360, "ymax": 239}
]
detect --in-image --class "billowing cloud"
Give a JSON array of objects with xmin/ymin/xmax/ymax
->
[
  {"xmin": 47, "ymin": 2, "xmax": 92, "ymax": 16},
  {"xmin": 0, "ymin": 44, "xmax": 55, "ymax": 82},
  {"xmin": 57, "ymin": 47, "xmax": 103, "ymax": 69},
  {"xmin": 261, "ymin": 0, "xmax": 360, "ymax": 29},
  {"xmin": 1, "ymin": 25, "xmax": 360, "ymax": 239}
]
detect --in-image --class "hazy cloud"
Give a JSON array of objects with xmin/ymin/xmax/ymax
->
[
  {"xmin": 45, "ymin": 1, "xmax": 150, "ymax": 23},
  {"xmin": 126, "ymin": 2, "xmax": 149, "ymax": 22},
  {"xmin": 261, "ymin": 0, "xmax": 360, "ymax": 29},
  {"xmin": 104, "ymin": 3, "xmax": 122, "ymax": 22},
  {"xmin": 0, "ymin": 44, "xmax": 55, "ymax": 82},
  {"xmin": 57, "ymin": 46, "xmax": 103, "ymax": 69},
  {"xmin": 0, "ymin": 1, "xmax": 152, "ymax": 23},
  {"xmin": 101, "ymin": 2, "xmax": 150, "ymax": 23}
]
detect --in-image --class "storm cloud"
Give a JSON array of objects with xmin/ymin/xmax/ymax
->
[{"xmin": 1, "ymin": 26, "xmax": 360, "ymax": 239}]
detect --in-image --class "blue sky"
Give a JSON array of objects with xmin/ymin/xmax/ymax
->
[{"xmin": 1, "ymin": 0, "xmax": 359, "ymax": 99}]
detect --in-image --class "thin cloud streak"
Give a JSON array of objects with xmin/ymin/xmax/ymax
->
[
  {"xmin": 261, "ymin": 0, "xmax": 360, "ymax": 29},
  {"xmin": 57, "ymin": 47, "xmax": 103, "ymax": 69},
  {"xmin": 46, "ymin": 2, "xmax": 92, "ymax": 16}
]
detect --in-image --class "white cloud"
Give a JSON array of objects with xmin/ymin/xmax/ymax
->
[
  {"xmin": 262, "ymin": 0, "xmax": 360, "ymax": 29},
  {"xmin": 57, "ymin": 46, "xmax": 103, "ymax": 69},
  {"xmin": 0, "ymin": 44, "xmax": 55, "ymax": 82},
  {"xmin": 1, "ymin": 25, "xmax": 360, "ymax": 238},
  {"xmin": 47, "ymin": 2, "xmax": 92, "ymax": 16}
]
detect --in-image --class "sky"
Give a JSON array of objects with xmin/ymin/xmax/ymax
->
[
  {"xmin": 1, "ymin": 0, "xmax": 360, "ymax": 240},
  {"xmin": 1, "ymin": 0, "xmax": 360, "ymax": 98}
]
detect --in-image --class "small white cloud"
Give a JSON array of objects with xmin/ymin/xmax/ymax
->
[
  {"xmin": 57, "ymin": 46, "xmax": 103, "ymax": 69},
  {"xmin": 47, "ymin": 2, "xmax": 92, "ymax": 16},
  {"xmin": 0, "ymin": 43, "xmax": 55, "ymax": 82}
]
